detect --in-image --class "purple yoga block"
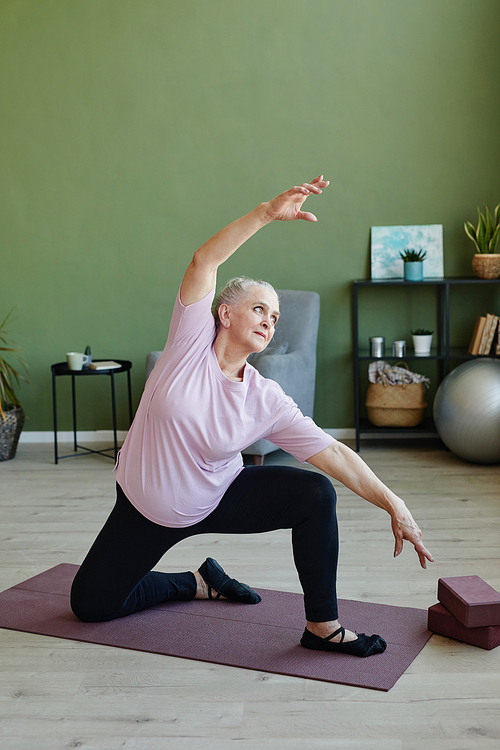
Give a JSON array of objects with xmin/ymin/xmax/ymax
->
[
  {"xmin": 428, "ymin": 603, "xmax": 500, "ymax": 650},
  {"xmin": 437, "ymin": 576, "xmax": 500, "ymax": 628}
]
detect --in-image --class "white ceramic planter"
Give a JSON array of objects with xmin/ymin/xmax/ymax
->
[{"xmin": 412, "ymin": 334, "xmax": 433, "ymax": 357}]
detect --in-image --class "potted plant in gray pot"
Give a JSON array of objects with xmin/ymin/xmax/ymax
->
[
  {"xmin": 0, "ymin": 312, "xmax": 29, "ymax": 461},
  {"xmin": 400, "ymin": 248, "xmax": 427, "ymax": 281}
]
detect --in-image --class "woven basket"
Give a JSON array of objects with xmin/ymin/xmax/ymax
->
[
  {"xmin": 472, "ymin": 254, "xmax": 500, "ymax": 279},
  {"xmin": 365, "ymin": 382, "xmax": 427, "ymax": 427},
  {"xmin": 0, "ymin": 406, "xmax": 25, "ymax": 461}
]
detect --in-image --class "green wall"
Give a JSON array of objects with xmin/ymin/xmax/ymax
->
[{"xmin": 2, "ymin": 0, "xmax": 499, "ymax": 432}]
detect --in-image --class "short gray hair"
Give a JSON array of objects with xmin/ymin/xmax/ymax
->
[{"xmin": 212, "ymin": 276, "xmax": 278, "ymax": 330}]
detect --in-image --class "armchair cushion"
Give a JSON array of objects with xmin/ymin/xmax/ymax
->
[{"xmin": 242, "ymin": 289, "xmax": 320, "ymax": 457}]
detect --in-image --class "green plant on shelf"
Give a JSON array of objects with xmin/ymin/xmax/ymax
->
[
  {"xmin": 411, "ymin": 328, "xmax": 434, "ymax": 335},
  {"xmin": 0, "ymin": 311, "xmax": 29, "ymax": 420},
  {"xmin": 464, "ymin": 204, "xmax": 500, "ymax": 254},
  {"xmin": 400, "ymin": 248, "xmax": 427, "ymax": 262}
]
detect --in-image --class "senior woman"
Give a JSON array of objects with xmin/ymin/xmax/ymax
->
[{"xmin": 71, "ymin": 175, "xmax": 433, "ymax": 657}]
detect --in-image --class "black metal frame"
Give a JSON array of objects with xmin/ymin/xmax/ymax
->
[
  {"xmin": 353, "ymin": 277, "xmax": 500, "ymax": 451},
  {"xmin": 51, "ymin": 360, "xmax": 133, "ymax": 463}
]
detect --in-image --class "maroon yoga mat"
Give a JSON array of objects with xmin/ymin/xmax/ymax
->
[{"xmin": 0, "ymin": 564, "xmax": 432, "ymax": 691}]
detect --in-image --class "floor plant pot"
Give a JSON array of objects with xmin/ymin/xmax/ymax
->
[
  {"xmin": 404, "ymin": 262, "xmax": 424, "ymax": 281},
  {"xmin": 412, "ymin": 334, "xmax": 433, "ymax": 357},
  {"xmin": 0, "ymin": 406, "xmax": 25, "ymax": 461},
  {"xmin": 472, "ymin": 254, "xmax": 500, "ymax": 279}
]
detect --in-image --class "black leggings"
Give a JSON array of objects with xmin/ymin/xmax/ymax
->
[{"xmin": 70, "ymin": 465, "xmax": 338, "ymax": 623}]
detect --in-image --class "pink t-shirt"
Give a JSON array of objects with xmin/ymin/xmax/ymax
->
[{"xmin": 115, "ymin": 287, "xmax": 335, "ymax": 527}]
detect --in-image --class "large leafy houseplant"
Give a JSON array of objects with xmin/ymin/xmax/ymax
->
[
  {"xmin": 464, "ymin": 204, "xmax": 500, "ymax": 254},
  {"xmin": 0, "ymin": 312, "xmax": 29, "ymax": 460},
  {"xmin": 464, "ymin": 204, "xmax": 500, "ymax": 279}
]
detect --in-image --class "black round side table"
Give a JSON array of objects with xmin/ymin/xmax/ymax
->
[{"xmin": 51, "ymin": 360, "xmax": 133, "ymax": 464}]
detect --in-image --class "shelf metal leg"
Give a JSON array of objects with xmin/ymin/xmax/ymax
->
[
  {"xmin": 126, "ymin": 368, "xmax": 133, "ymax": 425},
  {"xmin": 71, "ymin": 375, "xmax": 77, "ymax": 452},
  {"xmin": 110, "ymin": 371, "xmax": 118, "ymax": 458},
  {"xmin": 353, "ymin": 284, "xmax": 360, "ymax": 451},
  {"xmin": 444, "ymin": 282, "xmax": 450, "ymax": 375},
  {"xmin": 52, "ymin": 370, "xmax": 58, "ymax": 464}
]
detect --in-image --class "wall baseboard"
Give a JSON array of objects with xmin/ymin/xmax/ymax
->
[
  {"xmin": 19, "ymin": 430, "xmax": 129, "ymax": 443},
  {"xmin": 323, "ymin": 428, "xmax": 355, "ymax": 440},
  {"xmin": 20, "ymin": 428, "xmax": 356, "ymax": 443}
]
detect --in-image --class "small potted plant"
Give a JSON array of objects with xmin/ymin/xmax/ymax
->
[
  {"xmin": 464, "ymin": 203, "xmax": 500, "ymax": 279},
  {"xmin": 411, "ymin": 328, "xmax": 434, "ymax": 357},
  {"xmin": 400, "ymin": 248, "xmax": 427, "ymax": 281},
  {"xmin": 0, "ymin": 312, "xmax": 29, "ymax": 461}
]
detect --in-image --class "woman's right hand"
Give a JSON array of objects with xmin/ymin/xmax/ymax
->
[
  {"xmin": 181, "ymin": 174, "xmax": 328, "ymax": 307},
  {"xmin": 264, "ymin": 175, "xmax": 329, "ymax": 223}
]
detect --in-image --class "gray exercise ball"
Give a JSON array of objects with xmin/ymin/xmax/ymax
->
[{"xmin": 433, "ymin": 358, "xmax": 500, "ymax": 464}]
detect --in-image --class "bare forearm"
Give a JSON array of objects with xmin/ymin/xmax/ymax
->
[
  {"xmin": 193, "ymin": 203, "xmax": 271, "ymax": 272},
  {"xmin": 308, "ymin": 441, "xmax": 434, "ymax": 568},
  {"xmin": 308, "ymin": 441, "xmax": 405, "ymax": 516},
  {"xmin": 181, "ymin": 203, "xmax": 271, "ymax": 305},
  {"xmin": 180, "ymin": 177, "xmax": 328, "ymax": 306}
]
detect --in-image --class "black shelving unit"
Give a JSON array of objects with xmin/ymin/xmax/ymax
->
[{"xmin": 353, "ymin": 277, "xmax": 500, "ymax": 451}]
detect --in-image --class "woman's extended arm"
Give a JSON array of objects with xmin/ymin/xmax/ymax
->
[
  {"xmin": 307, "ymin": 441, "xmax": 434, "ymax": 569},
  {"xmin": 180, "ymin": 176, "xmax": 329, "ymax": 306}
]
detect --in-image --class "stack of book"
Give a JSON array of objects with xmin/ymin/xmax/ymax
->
[
  {"xmin": 468, "ymin": 314, "xmax": 500, "ymax": 356},
  {"xmin": 428, "ymin": 575, "xmax": 500, "ymax": 650},
  {"xmin": 88, "ymin": 361, "xmax": 121, "ymax": 371}
]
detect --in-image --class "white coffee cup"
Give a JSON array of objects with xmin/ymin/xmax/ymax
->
[{"xmin": 66, "ymin": 352, "xmax": 90, "ymax": 371}]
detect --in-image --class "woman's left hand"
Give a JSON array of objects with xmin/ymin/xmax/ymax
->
[
  {"xmin": 391, "ymin": 507, "xmax": 434, "ymax": 569},
  {"xmin": 264, "ymin": 175, "xmax": 329, "ymax": 223}
]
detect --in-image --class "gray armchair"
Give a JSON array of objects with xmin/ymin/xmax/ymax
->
[
  {"xmin": 145, "ymin": 289, "xmax": 321, "ymax": 464},
  {"xmin": 243, "ymin": 289, "xmax": 320, "ymax": 462}
]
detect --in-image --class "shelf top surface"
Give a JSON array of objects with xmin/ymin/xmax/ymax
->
[
  {"xmin": 51, "ymin": 360, "xmax": 132, "ymax": 375},
  {"xmin": 353, "ymin": 276, "xmax": 500, "ymax": 286}
]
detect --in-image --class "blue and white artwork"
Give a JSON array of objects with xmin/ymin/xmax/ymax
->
[{"xmin": 371, "ymin": 225, "xmax": 444, "ymax": 279}]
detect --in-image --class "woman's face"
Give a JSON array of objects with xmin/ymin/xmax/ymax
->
[{"xmin": 220, "ymin": 286, "xmax": 280, "ymax": 354}]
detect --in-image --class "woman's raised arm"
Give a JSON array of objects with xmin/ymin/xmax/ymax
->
[{"xmin": 180, "ymin": 176, "xmax": 329, "ymax": 306}]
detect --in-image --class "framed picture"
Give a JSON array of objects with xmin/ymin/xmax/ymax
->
[{"xmin": 371, "ymin": 225, "xmax": 444, "ymax": 279}]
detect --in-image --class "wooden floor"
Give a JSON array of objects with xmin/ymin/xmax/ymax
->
[{"xmin": 1, "ymin": 439, "xmax": 499, "ymax": 749}]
